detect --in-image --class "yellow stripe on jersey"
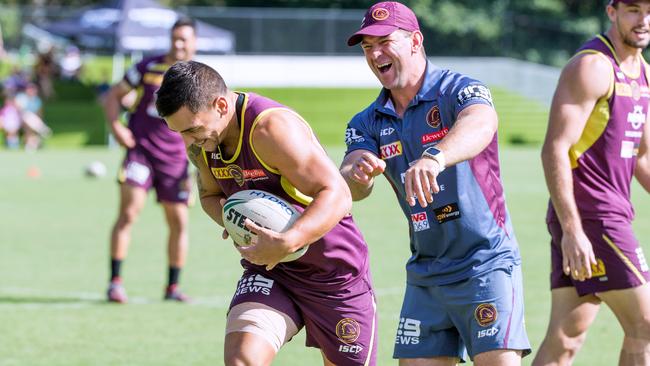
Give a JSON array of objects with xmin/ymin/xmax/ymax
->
[
  {"xmin": 143, "ymin": 73, "xmax": 164, "ymax": 87},
  {"xmin": 129, "ymin": 86, "xmax": 145, "ymax": 114},
  {"xmin": 221, "ymin": 93, "xmax": 249, "ymax": 164},
  {"xmin": 603, "ymin": 234, "xmax": 647, "ymax": 284},
  {"xmin": 567, "ymin": 50, "xmax": 614, "ymax": 169},
  {"xmin": 569, "ymin": 97, "xmax": 610, "ymax": 169},
  {"xmin": 150, "ymin": 63, "xmax": 170, "ymax": 72},
  {"xmin": 249, "ymin": 107, "xmax": 315, "ymax": 206}
]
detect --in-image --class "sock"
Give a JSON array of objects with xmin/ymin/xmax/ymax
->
[
  {"xmin": 168, "ymin": 266, "xmax": 181, "ymax": 288},
  {"xmin": 110, "ymin": 259, "xmax": 122, "ymax": 282}
]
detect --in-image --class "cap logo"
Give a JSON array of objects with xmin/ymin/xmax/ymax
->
[{"xmin": 371, "ymin": 8, "xmax": 390, "ymax": 21}]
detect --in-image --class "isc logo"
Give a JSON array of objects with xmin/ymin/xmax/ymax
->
[
  {"xmin": 477, "ymin": 327, "xmax": 499, "ymax": 339},
  {"xmin": 396, "ymin": 318, "xmax": 421, "ymax": 345},
  {"xmin": 338, "ymin": 345, "xmax": 363, "ymax": 354}
]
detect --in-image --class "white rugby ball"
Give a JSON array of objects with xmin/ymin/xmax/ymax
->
[
  {"xmin": 85, "ymin": 161, "xmax": 107, "ymax": 178},
  {"xmin": 222, "ymin": 189, "xmax": 308, "ymax": 262}
]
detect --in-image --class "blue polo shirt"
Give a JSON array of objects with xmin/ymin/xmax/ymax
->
[{"xmin": 345, "ymin": 61, "xmax": 521, "ymax": 286}]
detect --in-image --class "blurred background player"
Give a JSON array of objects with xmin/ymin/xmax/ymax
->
[
  {"xmin": 102, "ymin": 17, "xmax": 197, "ymax": 303},
  {"xmin": 340, "ymin": 2, "xmax": 530, "ymax": 365},
  {"xmin": 156, "ymin": 61, "xmax": 378, "ymax": 366},
  {"xmin": 534, "ymin": 0, "xmax": 650, "ymax": 364}
]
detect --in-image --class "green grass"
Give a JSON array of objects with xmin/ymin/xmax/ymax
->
[
  {"xmin": 35, "ymin": 85, "xmax": 548, "ymax": 149},
  {"xmin": 1, "ymin": 147, "xmax": 648, "ymax": 365}
]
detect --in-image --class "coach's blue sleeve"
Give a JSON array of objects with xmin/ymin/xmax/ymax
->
[
  {"xmin": 446, "ymin": 74, "xmax": 494, "ymax": 124},
  {"xmin": 344, "ymin": 110, "xmax": 379, "ymax": 157}
]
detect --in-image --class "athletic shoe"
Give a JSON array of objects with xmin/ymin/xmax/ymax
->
[
  {"xmin": 164, "ymin": 284, "xmax": 191, "ymax": 302},
  {"xmin": 107, "ymin": 280, "xmax": 128, "ymax": 304}
]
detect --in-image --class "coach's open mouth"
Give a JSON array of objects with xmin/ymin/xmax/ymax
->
[{"xmin": 377, "ymin": 62, "xmax": 392, "ymax": 73}]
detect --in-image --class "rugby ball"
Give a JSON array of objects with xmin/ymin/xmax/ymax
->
[
  {"xmin": 85, "ymin": 161, "xmax": 107, "ymax": 178},
  {"xmin": 222, "ymin": 189, "xmax": 308, "ymax": 262}
]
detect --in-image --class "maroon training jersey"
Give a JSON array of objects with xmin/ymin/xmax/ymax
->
[
  {"xmin": 123, "ymin": 55, "xmax": 186, "ymax": 157},
  {"xmin": 203, "ymin": 92, "xmax": 370, "ymax": 293},
  {"xmin": 547, "ymin": 34, "xmax": 648, "ymax": 223}
]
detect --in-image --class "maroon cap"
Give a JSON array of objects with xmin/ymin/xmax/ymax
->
[{"xmin": 347, "ymin": 2, "xmax": 420, "ymax": 46}]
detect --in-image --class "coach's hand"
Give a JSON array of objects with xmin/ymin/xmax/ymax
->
[
  {"xmin": 561, "ymin": 230, "xmax": 597, "ymax": 281},
  {"xmin": 405, "ymin": 158, "xmax": 443, "ymax": 207},
  {"xmin": 346, "ymin": 151, "xmax": 386, "ymax": 185},
  {"xmin": 237, "ymin": 219, "xmax": 298, "ymax": 270}
]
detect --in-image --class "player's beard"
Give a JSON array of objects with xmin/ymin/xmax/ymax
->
[{"xmin": 618, "ymin": 23, "xmax": 650, "ymax": 49}]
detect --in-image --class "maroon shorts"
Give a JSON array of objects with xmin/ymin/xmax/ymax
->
[
  {"xmin": 229, "ymin": 268, "xmax": 378, "ymax": 365},
  {"xmin": 549, "ymin": 219, "xmax": 650, "ymax": 296},
  {"xmin": 119, "ymin": 147, "xmax": 189, "ymax": 203}
]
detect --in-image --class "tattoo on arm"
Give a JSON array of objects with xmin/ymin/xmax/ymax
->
[
  {"xmin": 187, "ymin": 144, "xmax": 202, "ymax": 168},
  {"xmin": 195, "ymin": 170, "xmax": 207, "ymax": 197}
]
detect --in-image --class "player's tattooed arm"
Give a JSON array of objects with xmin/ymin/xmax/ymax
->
[
  {"xmin": 187, "ymin": 144, "xmax": 203, "ymax": 168},
  {"xmin": 195, "ymin": 170, "xmax": 208, "ymax": 197}
]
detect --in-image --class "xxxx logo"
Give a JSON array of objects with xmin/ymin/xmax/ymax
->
[{"xmin": 380, "ymin": 141, "xmax": 403, "ymax": 159}]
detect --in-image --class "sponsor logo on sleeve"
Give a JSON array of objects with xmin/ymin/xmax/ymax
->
[
  {"xmin": 396, "ymin": 317, "xmax": 421, "ymax": 345},
  {"xmin": 433, "ymin": 203, "xmax": 461, "ymax": 224},
  {"xmin": 380, "ymin": 141, "xmax": 403, "ymax": 159},
  {"xmin": 474, "ymin": 303, "xmax": 498, "ymax": 327},
  {"xmin": 421, "ymin": 128, "xmax": 449, "ymax": 146},
  {"xmin": 426, "ymin": 105, "xmax": 441, "ymax": 128},
  {"xmin": 345, "ymin": 128, "xmax": 365, "ymax": 145},
  {"xmin": 457, "ymin": 84, "xmax": 493, "ymax": 106},
  {"xmin": 411, "ymin": 212, "xmax": 430, "ymax": 232}
]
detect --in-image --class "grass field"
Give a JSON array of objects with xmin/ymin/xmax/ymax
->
[{"xmin": 1, "ymin": 146, "xmax": 649, "ymax": 365}]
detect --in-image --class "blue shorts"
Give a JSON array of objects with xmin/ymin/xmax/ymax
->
[{"xmin": 393, "ymin": 264, "xmax": 531, "ymax": 361}]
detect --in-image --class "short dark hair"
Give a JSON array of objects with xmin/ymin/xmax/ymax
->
[
  {"xmin": 172, "ymin": 17, "xmax": 196, "ymax": 32},
  {"xmin": 156, "ymin": 61, "xmax": 228, "ymax": 118}
]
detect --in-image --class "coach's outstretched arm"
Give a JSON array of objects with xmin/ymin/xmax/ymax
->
[
  {"xmin": 404, "ymin": 103, "xmax": 497, "ymax": 208},
  {"xmin": 239, "ymin": 110, "xmax": 353, "ymax": 269},
  {"xmin": 340, "ymin": 150, "xmax": 385, "ymax": 201},
  {"xmin": 635, "ymin": 106, "xmax": 650, "ymax": 192},
  {"xmin": 541, "ymin": 53, "xmax": 610, "ymax": 281}
]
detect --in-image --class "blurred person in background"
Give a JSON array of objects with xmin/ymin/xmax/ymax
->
[
  {"xmin": 102, "ymin": 17, "xmax": 197, "ymax": 304},
  {"xmin": 534, "ymin": 1, "xmax": 650, "ymax": 365},
  {"xmin": 340, "ymin": 2, "xmax": 530, "ymax": 365},
  {"xmin": 15, "ymin": 83, "xmax": 51, "ymax": 151},
  {"xmin": 33, "ymin": 47, "xmax": 56, "ymax": 100},
  {"xmin": 0, "ymin": 95, "xmax": 22, "ymax": 149},
  {"xmin": 59, "ymin": 45, "xmax": 82, "ymax": 82}
]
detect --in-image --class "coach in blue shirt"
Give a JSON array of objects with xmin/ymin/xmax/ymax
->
[{"xmin": 340, "ymin": 2, "xmax": 531, "ymax": 365}]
